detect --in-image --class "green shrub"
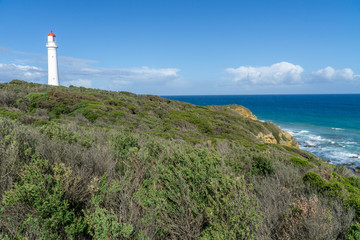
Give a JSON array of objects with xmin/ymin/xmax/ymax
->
[
  {"xmin": 85, "ymin": 206, "xmax": 133, "ymax": 239},
  {"xmin": 112, "ymin": 134, "xmax": 139, "ymax": 160},
  {"xmin": 1, "ymin": 157, "xmax": 85, "ymax": 239},
  {"xmin": 303, "ymin": 173, "xmax": 360, "ymax": 221},
  {"xmin": 165, "ymin": 110, "xmax": 213, "ymax": 134},
  {"xmin": 33, "ymin": 120, "xmax": 49, "ymax": 126},
  {"xmin": 251, "ymin": 156, "xmax": 274, "ymax": 176},
  {"xmin": 289, "ymin": 157, "xmax": 313, "ymax": 167},
  {"xmin": 39, "ymin": 123, "xmax": 94, "ymax": 147},
  {"xmin": 0, "ymin": 107, "xmax": 22, "ymax": 119},
  {"xmin": 110, "ymin": 110, "xmax": 124, "ymax": 118},
  {"xmin": 40, "ymin": 123, "xmax": 76, "ymax": 143},
  {"xmin": 346, "ymin": 222, "xmax": 360, "ymax": 240},
  {"xmin": 303, "ymin": 172, "xmax": 344, "ymax": 197},
  {"xmin": 84, "ymin": 174, "xmax": 135, "ymax": 239},
  {"xmin": 303, "ymin": 172, "xmax": 327, "ymax": 189},
  {"xmin": 346, "ymin": 194, "xmax": 360, "ymax": 221},
  {"xmin": 51, "ymin": 102, "xmax": 70, "ymax": 116},
  {"xmin": 25, "ymin": 92, "xmax": 48, "ymax": 112},
  {"xmin": 136, "ymin": 148, "xmax": 261, "ymax": 239},
  {"xmin": 71, "ymin": 101, "xmax": 108, "ymax": 122},
  {"xmin": 189, "ymin": 117, "xmax": 213, "ymax": 133},
  {"xmin": 146, "ymin": 141, "xmax": 162, "ymax": 158},
  {"xmin": 346, "ymin": 177, "xmax": 360, "ymax": 189}
]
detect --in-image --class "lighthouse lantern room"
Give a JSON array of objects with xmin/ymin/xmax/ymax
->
[{"xmin": 46, "ymin": 30, "xmax": 59, "ymax": 86}]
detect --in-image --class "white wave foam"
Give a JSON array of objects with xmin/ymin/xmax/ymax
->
[
  {"xmin": 307, "ymin": 135, "xmax": 333, "ymax": 143},
  {"xmin": 287, "ymin": 130, "xmax": 309, "ymax": 137},
  {"xmin": 283, "ymin": 126, "xmax": 360, "ymax": 167},
  {"xmin": 331, "ymin": 152, "xmax": 360, "ymax": 161}
]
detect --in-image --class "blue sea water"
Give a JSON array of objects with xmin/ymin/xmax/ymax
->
[{"xmin": 163, "ymin": 94, "xmax": 360, "ymax": 168}]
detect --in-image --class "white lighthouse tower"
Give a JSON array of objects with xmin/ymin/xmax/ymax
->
[{"xmin": 46, "ymin": 30, "xmax": 59, "ymax": 86}]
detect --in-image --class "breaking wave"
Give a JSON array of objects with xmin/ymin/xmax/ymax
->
[{"xmin": 283, "ymin": 125, "xmax": 360, "ymax": 168}]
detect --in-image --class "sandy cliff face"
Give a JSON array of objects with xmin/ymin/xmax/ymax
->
[
  {"xmin": 257, "ymin": 130, "xmax": 299, "ymax": 148},
  {"xmin": 231, "ymin": 105, "xmax": 299, "ymax": 148},
  {"xmin": 232, "ymin": 105, "xmax": 258, "ymax": 120}
]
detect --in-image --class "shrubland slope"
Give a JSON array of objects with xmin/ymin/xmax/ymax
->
[{"xmin": 0, "ymin": 80, "xmax": 359, "ymax": 239}]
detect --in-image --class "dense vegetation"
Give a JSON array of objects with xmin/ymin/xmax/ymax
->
[{"xmin": 0, "ymin": 80, "xmax": 359, "ymax": 239}]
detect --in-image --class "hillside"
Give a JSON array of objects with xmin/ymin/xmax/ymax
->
[{"xmin": 0, "ymin": 80, "xmax": 359, "ymax": 239}]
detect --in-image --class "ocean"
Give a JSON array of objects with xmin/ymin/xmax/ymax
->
[{"xmin": 163, "ymin": 94, "xmax": 360, "ymax": 169}]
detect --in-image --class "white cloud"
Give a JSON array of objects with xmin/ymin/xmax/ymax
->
[
  {"xmin": 0, "ymin": 63, "xmax": 46, "ymax": 81},
  {"xmin": 63, "ymin": 66, "xmax": 181, "ymax": 87},
  {"xmin": 0, "ymin": 61, "xmax": 182, "ymax": 93},
  {"xmin": 311, "ymin": 66, "xmax": 359, "ymax": 81},
  {"xmin": 0, "ymin": 47, "xmax": 186, "ymax": 93},
  {"xmin": 226, "ymin": 62, "xmax": 360, "ymax": 86},
  {"xmin": 226, "ymin": 62, "xmax": 304, "ymax": 85}
]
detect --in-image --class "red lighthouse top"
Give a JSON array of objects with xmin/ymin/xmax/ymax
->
[{"xmin": 48, "ymin": 30, "xmax": 56, "ymax": 37}]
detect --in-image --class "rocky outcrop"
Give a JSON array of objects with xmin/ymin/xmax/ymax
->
[
  {"xmin": 280, "ymin": 130, "xmax": 299, "ymax": 148},
  {"xmin": 257, "ymin": 128, "xmax": 299, "ymax": 148},
  {"xmin": 229, "ymin": 105, "xmax": 299, "ymax": 148},
  {"xmin": 231, "ymin": 105, "xmax": 257, "ymax": 120}
]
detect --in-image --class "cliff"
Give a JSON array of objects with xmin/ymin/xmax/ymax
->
[
  {"xmin": 0, "ymin": 80, "xmax": 359, "ymax": 239},
  {"xmin": 231, "ymin": 105, "xmax": 258, "ymax": 120},
  {"xmin": 230, "ymin": 104, "xmax": 299, "ymax": 148}
]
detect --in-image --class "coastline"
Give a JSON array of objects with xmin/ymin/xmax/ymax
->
[
  {"xmin": 270, "ymin": 120, "xmax": 360, "ymax": 173},
  {"xmin": 163, "ymin": 94, "xmax": 360, "ymax": 172}
]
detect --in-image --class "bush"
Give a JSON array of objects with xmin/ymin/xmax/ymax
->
[
  {"xmin": 136, "ymin": 148, "xmax": 261, "ymax": 239},
  {"xmin": 85, "ymin": 206, "xmax": 134, "ymax": 239},
  {"xmin": 274, "ymin": 196, "xmax": 337, "ymax": 239},
  {"xmin": 346, "ymin": 194, "xmax": 360, "ymax": 221},
  {"xmin": 112, "ymin": 134, "xmax": 139, "ymax": 160},
  {"xmin": 251, "ymin": 156, "xmax": 274, "ymax": 176},
  {"xmin": 346, "ymin": 222, "xmax": 360, "ymax": 240},
  {"xmin": 0, "ymin": 157, "xmax": 86, "ymax": 239},
  {"xmin": 303, "ymin": 172, "xmax": 344, "ymax": 198},
  {"xmin": 39, "ymin": 123, "xmax": 94, "ymax": 147},
  {"xmin": 303, "ymin": 172, "xmax": 360, "ymax": 221},
  {"xmin": 289, "ymin": 157, "xmax": 313, "ymax": 167},
  {"xmin": 346, "ymin": 176, "xmax": 360, "ymax": 189},
  {"xmin": 0, "ymin": 107, "xmax": 22, "ymax": 120},
  {"xmin": 25, "ymin": 92, "xmax": 48, "ymax": 112}
]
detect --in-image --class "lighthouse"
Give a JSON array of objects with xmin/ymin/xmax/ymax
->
[{"xmin": 46, "ymin": 30, "xmax": 59, "ymax": 86}]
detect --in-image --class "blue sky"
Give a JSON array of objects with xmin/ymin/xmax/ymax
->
[{"xmin": 0, "ymin": 0, "xmax": 359, "ymax": 95}]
